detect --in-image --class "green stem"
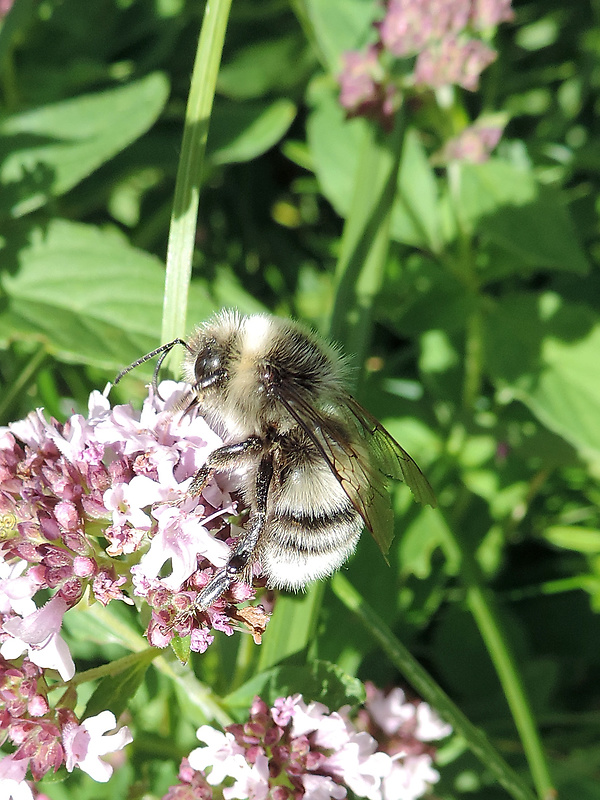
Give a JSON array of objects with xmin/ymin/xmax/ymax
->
[
  {"xmin": 0, "ymin": 346, "xmax": 46, "ymax": 422},
  {"xmin": 446, "ymin": 153, "xmax": 553, "ymax": 798},
  {"xmin": 462, "ymin": 571, "xmax": 555, "ymax": 799},
  {"xmin": 463, "ymin": 302, "xmax": 483, "ymax": 409},
  {"xmin": 330, "ymin": 573, "xmax": 539, "ymax": 800},
  {"xmin": 161, "ymin": 0, "xmax": 232, "ymax": 351}
]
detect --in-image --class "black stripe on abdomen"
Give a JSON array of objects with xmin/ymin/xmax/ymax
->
[{"xmin": 269, "ymin": 505, "xmax": 363, "ymax": 554}]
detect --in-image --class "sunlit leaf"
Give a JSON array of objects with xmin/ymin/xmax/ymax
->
[
  {"xmin": 0, "ymin": 219, "xmax": 215, "ymax": 370},
  {"xmin": 485, "ymin": 293, "xmax": 600, "ymax": 458},
  {"xmin": 0, "ymin": 73, "xmax": 169, "ymax": 218}
]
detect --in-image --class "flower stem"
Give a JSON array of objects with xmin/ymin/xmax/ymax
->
[
  {"xmin": 0, "ymin": 345, "xmax": 46, "ymax": 421},
  {"xmin": 459, "ymin": 558, "xmax": 556, "ymax": 800},
  {"xmin": 330, "ymin": 572, "xmax": 540, "ymax": 800},
  {"xmin": 161, "ymin": 0, "xmax": 232, "ymax": 352}
]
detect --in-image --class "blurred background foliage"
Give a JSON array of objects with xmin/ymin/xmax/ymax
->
[{"xmin": 2, "ymin": 0, "xmax": 600, "ymax": 797}]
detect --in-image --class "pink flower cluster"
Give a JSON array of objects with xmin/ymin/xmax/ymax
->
[
  {"xmin": 0, "ymin": 383, "xmax": 263, "ymax": 667},
  {"xmin": 338, "ymin": 0, "xmax": 513, "ymax": 127},
  {"xmin": 164, "ymin": 689, "xmax": 451, "ymax": 800},
  {"xmin": 439, "ymin": 120, "xmax": 504, "ymax": 163},
  {"xmin": 0, "ymin": 0, "xmax": 13, "ymax": 19},
  {"xmin": 0, "ymin": 382, "xmax": 267, "ymax": 794},
  {"xmin": 0, "ymin": 652, "xmax": 132, "ymax": 798}
]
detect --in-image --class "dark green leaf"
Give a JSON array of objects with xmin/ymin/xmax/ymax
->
[
  {"xmin": 484, "ymin": 293, "xmax": 600, "ymax": 457},
  {"xmin": 454, "ymin": 159, "xmax": 589, "ymax": 276},
  {"xmin": 224, "ymin": 660, "xmax": 365, "ymax": 720}
]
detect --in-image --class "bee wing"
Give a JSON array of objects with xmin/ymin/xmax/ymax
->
[
  {"xmin": 345, "ymin": 397, "xmax": 437, "ymax": 509},
  {"xmin": 275, "ymin": 388, "xmax": 435, "ymax": 558}
]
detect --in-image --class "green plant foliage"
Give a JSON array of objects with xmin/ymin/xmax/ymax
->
[{"xmin": 2, "ymin": 0, "xmax": 600, "ymax": 798}]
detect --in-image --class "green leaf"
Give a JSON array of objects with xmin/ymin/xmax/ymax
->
[
  {"xmin": 542, "ymin": 526, "xmax": 600, "ymax": 554},
  {"xmin": 0, "ymin": 219, "xmax": 215, "ymax": 370},
  {"xmin": 84, "ymin": 650, "xmax": 157, "ymax": 720},
  {"xmin": 208, "ymin": 99, "xmax": 297, "ymax": 166},
  {"xmin": 258, "ymin": 584, "xmax": 324, "ymax": 669},
  {"xmin": 170, "ymin": 634, "xmax": 192, "ymax": 665},
  {"xmin": 0, "ymin": 73, "xmax": 170, "ymax": 218},
  {"xmin": 269, "ymin": 661, "xmax": 365, "ymax": 709},
  {"xmin": 484, "ymin": 292, "xmax": 600, "ymax": 458},
  {"xmin": 306, "ymin": 81, "xmax": 367, "ymax": 217},
  {"xmin": 309, "ymin": 94, "xmax": 442, "ymax": 251},
  {"xmin": 399, "ymin": 506, "xmax": 462, "ymax": 580},
  {"xmin": 302, "ymin": 0, "xmax": 380, "ymax": 72},
  {"xmin": 217, "ymin": 34, "xmax": 313, "ymax": 99},
  {"xmin": 392, "ymin": 128, "xmax": 441, "ymax": 252},
  {"xmin": 454, "ymin": 159, "xmax": 589, "ymax": 276},
  {"xmin": 224, "ymin": 660, "xmax": 365, "ymax": 720}
]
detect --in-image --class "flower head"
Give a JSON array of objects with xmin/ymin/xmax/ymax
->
[
  {"xmin": 439, "ymin": 119, "xmax": 504, "ymax": 162},
  {"xmin": 0, "ymin": 753, "xmax": 34, "ymax": 800},
  {"xmin": 170, "ymin": 689, "xmax": 450, "ymax": 800},
  {"xmin": 0, "ymin": 381, "xmax": 269, "ymax": 792},
  {"xmin": 1, "ymin": 381, "xmax": 268, "ymax": 661},
  {"xmin": 62, "ymin": 710, "xmax": 133, "ymax": 782},
  {"xmin": 338, "ymin": 0, "xmax": 513, "ymax": 126}
]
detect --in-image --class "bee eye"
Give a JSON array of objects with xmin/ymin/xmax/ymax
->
[{"xmin": 195, "ymin": 345, "xmax": 227, "ymax": 389}]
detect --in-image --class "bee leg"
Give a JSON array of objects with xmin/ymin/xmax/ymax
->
[
  {"xmin": 194, "ymin": 453, "xmax": 274, "ymax": 611},
  {"xmin": 188, "ymin": 436, "xmax": 263, "ymax": 496}
]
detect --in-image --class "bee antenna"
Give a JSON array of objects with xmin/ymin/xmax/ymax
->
[{"xmin": 114, "ymin": 338, "xmax": 192, "ymax": 389}]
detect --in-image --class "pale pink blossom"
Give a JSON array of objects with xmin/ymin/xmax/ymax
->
[
  {"xmin": 339, "ymin": 46, "xmax": 383, "ymax": 109},
  {"xmin": 441, "ymin": 121, "xmax": 504, "ymax": 162},
  {"xmin": 0, "ymin": 755, "xmax": 34, "ymax": 800},
  {"xmin": 62, "ymin": 710, "xmax": 133, "ymax": 782},
  {"xmin": 367, "ymin": 687, "xmax": 413, "ymax": 735},
  {"xmin": 0, "ymin": 560, "xmax": 38, "ymax": 617},
  {"xmin": 103, "ymin": 476, "xmax": 161, "ymax": 529},
  {"xmin": 290, "ymin": 698, "xmax": 333, "ymax": 737},
  {"xmin": 325, "ymin": 731, "xmax": 392, "ymax": 799},
  {"xmin": 133, "ymin": 503, "xmax": 230, "ymax": 591},
  {"xmin": 312, "ymin": 710, "xmax": 353, "ymax": 751},
  {"xmin": 339, "ymin": 0, "xmax": 513, "ymax": 123},
  {"xmin": 383, "ymin": 753, "xmax": 441, "ymax": 800},
  {"xmin": 171, "ymin": 691, "xmax": 448, "ymax": 800},
  {"xmin": 271, "ymin": 693, "xmax": 301, "ymax": 727},
  {"xmin": 0, "ymin": 0, "xmax": 15, "ymax": 20},
  {"xmin": 189, "ymin": 726, "xmax": 245, "ymax": 785},
  {"xmin": 302, "ymin": 773, "xmax": 347, "ymax": 800},
  {"xmin": 471, "ymin": 0, "xmax": 514, "ymax": 29},
  {"xmin": 366, "ymin": 686, "xmax": 451, "ymax": 740},
  {"xmin": 1, "ymin": 596, "xmax": 74, "ymax": 681},
  {"xmin": 414, "ymin": 36, "xmax": 496, "ymax": 90},
  {"xmin": 415, "ymin": 702, "xmax": 452, "ymax": 741},
  {"xmin": 222, "ymin": 753, "xmax": 269, "ymax": 800}
]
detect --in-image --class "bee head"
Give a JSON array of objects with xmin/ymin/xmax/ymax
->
[
  {"xmin": 182, "ymin": 311, "xmax": 239, "ymax": 394},
  {"xmin": 182, "ymin": 311, "xmax": 347, "ymax": 437}
]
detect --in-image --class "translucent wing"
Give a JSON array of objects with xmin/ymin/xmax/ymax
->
[
  {"xmin": 274, "ymin": 386, "xmax": 435, "ymax": 558},
  {"xmin": 346, "ymin": 397, "xmax": 437, "ymax": 509}
]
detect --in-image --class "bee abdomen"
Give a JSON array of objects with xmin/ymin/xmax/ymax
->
[{"xmin": 259, "ymin": 505, "xmax": 363, "ymax": 590}]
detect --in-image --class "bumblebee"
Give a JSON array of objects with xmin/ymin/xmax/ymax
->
[{"xmin": 117, "ymin": 311, "xmax": 435, "ymax": 609}]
